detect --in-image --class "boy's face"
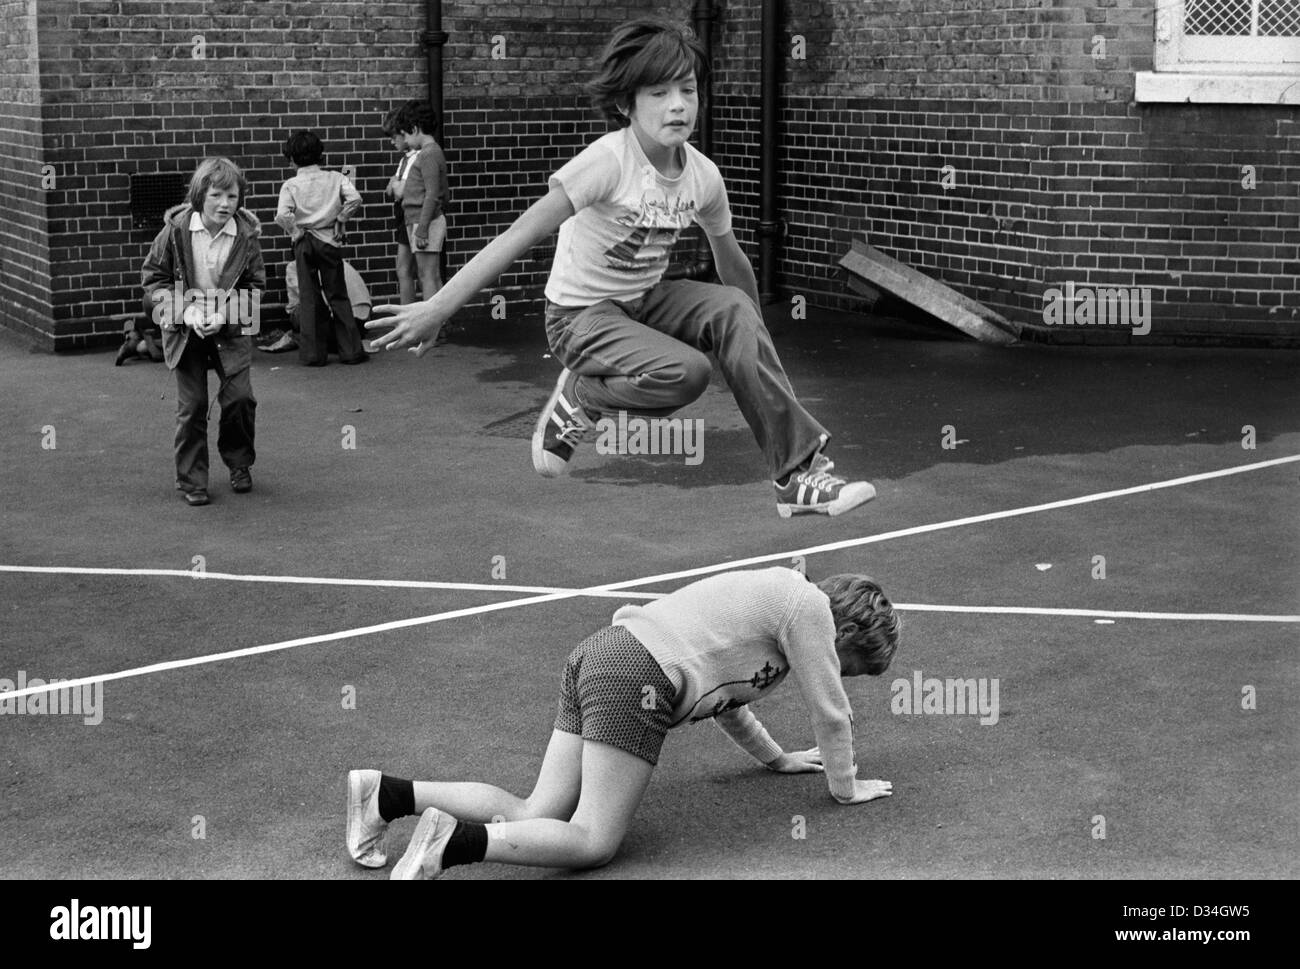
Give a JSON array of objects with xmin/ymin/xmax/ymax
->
[
  {"xmin": 202, "ymin": 184, "xmax": 240, "ymax": 229},
  {"xmin": 626, "ymin": 73, "xmax": 698, "ymax": 156},
  {"xmin": 390, "ymin": 132, "xmax": 407, "ymax": 151}
]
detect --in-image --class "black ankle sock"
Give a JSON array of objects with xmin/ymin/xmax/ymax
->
[
  {"xmin": 442, "ymin": 820, "xmax": 489, "ymax": 869},
  {"xmin": 377, "ymin": 774, "xmax": 415, "ymax": 823}
]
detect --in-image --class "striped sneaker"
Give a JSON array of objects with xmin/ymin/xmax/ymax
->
[
  {"xmin": 391, "ymin": 808, "xmax": 459, "ymax": 880},
  {"xmin": 532, "ymin": 368, "xmax": 597, "ymax": 477},
  {"xmin": 774, "ymin": 462, "xmax": 875, "ymax": 518}
]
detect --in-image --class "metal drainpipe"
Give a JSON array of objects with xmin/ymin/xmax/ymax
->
[
  {"xmin": 423, "ymin": 0, "xmax": 447, "ymax": 279},
  {"xmin": 665, "ymin": 0, "xmax": 719, "ymax": 281},
  {"xmin": 423, "ymin": 0, "xmax": 447, "ymax": 144},
  {"xmin": 758, "ymin": 0, "xmax": 781, "ymax": 304}
]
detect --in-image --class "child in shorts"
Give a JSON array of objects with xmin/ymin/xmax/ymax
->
[
  {"xmin": 399, "ymin": 102, "xmax": 449, "ymax": 301},
  {"xmin": 346, "ymin": 566, "xmax": 900, "ymax": 878},
  {"xmin": 369, "ymin": 19, "xmax": 875, "ymax": 518},
  {"xmin": 383, "ymin": 103, "xmax": 420, "ymax": 307}
]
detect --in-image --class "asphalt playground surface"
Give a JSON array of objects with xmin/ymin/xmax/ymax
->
[{"xmin": 2, "ymin": 306, "xmax": 1297, "ymax": 880}]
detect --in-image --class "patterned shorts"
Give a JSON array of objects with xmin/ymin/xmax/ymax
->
[{"xmin": 555, "ymin": 625, "xmax": 677, "ymax": 765}]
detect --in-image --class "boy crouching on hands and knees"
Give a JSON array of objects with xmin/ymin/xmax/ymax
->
[
  {"xmin": 142, "ymin": 157, "xmax": 265, "ymax": 507},
  {"xmin": 347, "ymin": 566, "xmax": 900, "ymax": 878},
  {"xmin": 368, "ymin": 19, "xmax": 876, "ymax": 518}
]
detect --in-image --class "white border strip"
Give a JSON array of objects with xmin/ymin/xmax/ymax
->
[{"xmin": 2, "ymin": 454, "xmax": 1296, "ymax": 701}]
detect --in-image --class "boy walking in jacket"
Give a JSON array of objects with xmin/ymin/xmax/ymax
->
[
  {"xmin": 275, "ymin": 131, "xmax": 367, "ymax": 366},
  {"xmin": 141, "ymin": 157, "xmax": 266, "ymax": 506}
]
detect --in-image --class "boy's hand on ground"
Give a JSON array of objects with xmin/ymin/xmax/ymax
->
[
  {"xmin": 367, "ymin": 301, "xmax": 447, "ymax": 357},
  {"xmin": 767, "ymin": 748, "xmax": 824, "ymax": 773},
  {"xmin": 836, "ymin": 779, "xmax": 893, "ymax": 804}
]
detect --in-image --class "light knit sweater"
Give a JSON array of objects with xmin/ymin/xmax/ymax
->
[{"xmin": 612, "ymin": 567, "xmax": 858, "ymax": 801}]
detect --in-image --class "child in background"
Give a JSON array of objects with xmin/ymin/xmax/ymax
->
[
  {"xmin": 399, "ymin": 102, "xmax": 449, "ymax": 301},
  {"xmin": 275, "ymin": 131, "xmax": 367, "ymax": 366},
  {"xmin": 260, "ymin": 261, "xmax": 373, "ymax": 355},
  {"xmin": 141, "ymin": 157, "xmax": 265, "ymax": 506},
  {"xmin": 383, "ymin": 103, "xmax": 420, "ymax": 308},
  {"xmin": 369, "ymin": 20, "xmax": 875, "ymax": 518},
  {"xmin": 346, "ymin": 567, "xmax": 900, "ymax": 878}
]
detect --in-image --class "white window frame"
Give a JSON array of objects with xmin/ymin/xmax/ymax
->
[{"xmin": 1135, "ymin": 0, "xmax": 1300, "ymax": 104}]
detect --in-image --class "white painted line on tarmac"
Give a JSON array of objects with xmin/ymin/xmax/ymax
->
[
  {"xmin": 0, "ymin": 565, "xmax": 661, "ymax": 599},
  {"xmin": 3, "ymin": 453, "xmax": 1296, "ymax": 701}
]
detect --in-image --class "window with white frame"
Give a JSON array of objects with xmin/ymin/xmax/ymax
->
[
  {"xmin": 1157, "ymin": 0, "xmax": 1300, "ymax": 72},
  {"xmin": 1138, "ymin": 0, "xmax": 1300, "ymax": 102}
]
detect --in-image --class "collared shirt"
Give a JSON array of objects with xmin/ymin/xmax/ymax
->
[
  {"xmin": 275, "ymin": 165, "xmax": 362, "ymax": 246},
  {"xmin": 189, "ymin": 211, "xmax": 237, "ymax": 291},
  {"xmin": 394, "ymin": 148, "xmax": 418, "ymax": 183}
]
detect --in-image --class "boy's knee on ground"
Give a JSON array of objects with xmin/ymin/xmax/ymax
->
[{"xmin": 572, "ymin": 829, "xmax": 621, "ymax": 869}]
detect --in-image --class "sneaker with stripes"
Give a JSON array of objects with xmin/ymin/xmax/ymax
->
[
  {"xmin": 774, "ymin": 452, "xmax": 875, "ymax": 518},
  {"xmin": 532, "ymin": 367, "xmax": 597, "ymax": 477}
]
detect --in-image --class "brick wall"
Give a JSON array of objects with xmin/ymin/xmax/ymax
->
[
  {"xmin": 0, "ymin": 0, "xmax": 53, "ymax": 346},
  {"xmin": 5, "ymin": 0, "xmax": 1297, "ymax": 349},
  {"xmin": 8, "ymin": 0, "xmax": 694, "ymax": 351},
  {"xmin": 751, "ymin": 0, "xmax": 1300, "ymax": 342}
]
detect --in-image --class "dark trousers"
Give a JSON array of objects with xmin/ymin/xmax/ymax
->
[
  {"xmin": 174, "ymin": 336, "xmax": 256, "ymax": 491},
  {"xmin": 294, "ymin": 234, "xmax": 363, "ymax": 364},
  {"xmin": 544, "ymin": 279, "xmax": 827, "ymax": 481}
]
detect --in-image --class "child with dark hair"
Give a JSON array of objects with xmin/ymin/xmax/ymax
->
[
  {"xmin": 398, "ymin": 102, "xmax": 449, "ymax": 302},
  {"xmin": 382, "ymin": 102, "xmax": 420, "ymax": 308},
  {"xmin": 141, "ymin": 156, "xmax": 265, "ymax": 506},
  {"xmin": 346, "ymin": 567, "xmax": 900, "ymax": 878},
  {"xmin": 370, "ymin": 19, "xmax": 875, "ymax": 518},
  {"xmin": 275, "ymin": 130, "xmax": 367, "ymax": 366}
]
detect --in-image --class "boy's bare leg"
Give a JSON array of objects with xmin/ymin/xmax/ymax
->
[
  {"xmin": 396, "ymin": 243, "xmax": 417, "ymax": 304},
  {"xmin": 412, "ymin": 729, "xmax": 583, "ymax": 823},
  {"xmin": 414, "ymin": 250, "xmax": 442, "ymax": 301},
  {"xmin": 481, "ymin": 739, "xmax": 653, "ymax": 869}
]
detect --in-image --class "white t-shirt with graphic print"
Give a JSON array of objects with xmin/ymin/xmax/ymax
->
[{"xmin": 544, "ymin": 127, "xmax": 733, "ymax": 307}]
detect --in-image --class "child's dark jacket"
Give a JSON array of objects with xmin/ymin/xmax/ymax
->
[{"xmin": 141, "ymin": 204, "xmax": 266, "ymax": 374}]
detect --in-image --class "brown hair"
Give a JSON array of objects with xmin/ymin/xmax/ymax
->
[
  {"xmin": 816, "ymin": 574, "xmax": 902, "ymax": 675},
  {"xmin": 186, "ymin": 157, "xmax": 246, "ymax": 213},
  {"xmin": 585, "ymin": 19, "xmax": 710, "ymax": 127}
]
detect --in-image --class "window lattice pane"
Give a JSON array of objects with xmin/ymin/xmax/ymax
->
[
  {"xmin": 1259, "ymin": 0, "xmax": 1300, "ymax": 35},
  {"xmin": 1184, "ymin": 0, "xmax": 1252, "ymax": 35}
]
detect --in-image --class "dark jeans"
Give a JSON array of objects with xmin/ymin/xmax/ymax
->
[
  {"xmin": 174, "ymin": 335, "xmax": 255, "ymax": 491},
  {"xmin": 294, "ymin": 234, "xmax": 363, "ymax": 364},
  {"xmin": 544, "ymin": 279, "xmax": 827, "ymax": 480}
]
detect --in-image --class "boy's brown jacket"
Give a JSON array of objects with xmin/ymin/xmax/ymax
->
[{"xmin": 140, "ymin": 204, "xmax": 266, "ymax": 373}]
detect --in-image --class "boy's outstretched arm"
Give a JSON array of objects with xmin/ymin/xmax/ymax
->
[
  {"xmin": 369, "ymin": 185, "xmax": 576, "ymax": 356},
  {"xmin": 707, "ymin": 230, "xmax": 761, "ymax": 313}
]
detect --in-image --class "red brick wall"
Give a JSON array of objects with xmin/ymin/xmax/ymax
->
[{"xmin": 0, "ymin": 0, "xmax": 53, "ymax": 346}]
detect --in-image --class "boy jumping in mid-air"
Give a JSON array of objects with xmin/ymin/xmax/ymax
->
[
  {"xmin": 347, "ymin": 566, "xmax": 900, "ymax": 878},
  {"xmin": 370, "ymin": 19, "xmax": 874, "ymax": 518}
]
